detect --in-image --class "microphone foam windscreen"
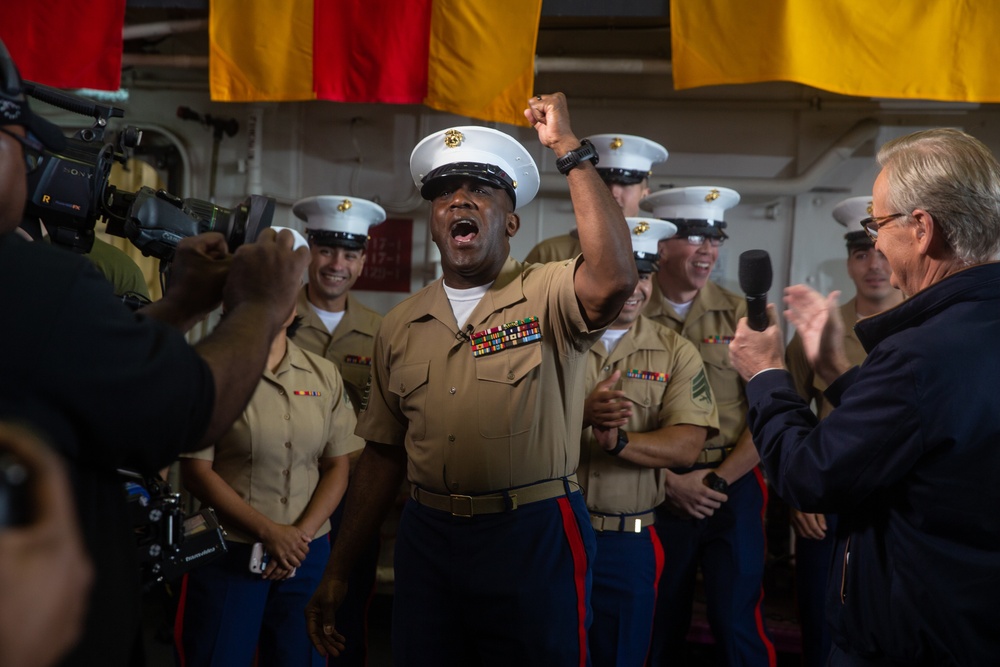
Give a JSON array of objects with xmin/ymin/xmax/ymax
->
[{"xmin": 738, "ymin": 249, "xmax": 773, "ymax": 294}]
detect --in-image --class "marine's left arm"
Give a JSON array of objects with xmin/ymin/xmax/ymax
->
[{"xmin": 525, "ymin": 92, "xmax": 636, "ymax": 328}]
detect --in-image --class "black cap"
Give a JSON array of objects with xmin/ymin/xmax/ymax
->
[
  {"xmin": 670, "ymin": 218, "xmax": 729, "ymax": 239},
  {"xmin": 420, "ymin": 162, "xmax": 517, "ymax": 208},
  {"xmin": 845, "ymin": 230, "xmax": 874, "ymax": 252},
  {"xmin": 0, "ymin": 39, "xmax": 66, "ymax": 152},
  {"xmin": 598, "ymin": 167, "xmax": 648, "ymax": 187},
  {"xmin": 305, "ymin": 230, "xmax": 367, "ymax": 251},
  {"xmin": 634, "ymin": 250, "xmax": 659, "ymax": 274}
]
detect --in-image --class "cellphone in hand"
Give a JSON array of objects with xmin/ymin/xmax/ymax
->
[
  {"xmin": 249, "ymin": 542, "xmax": 296, "ymax": 577},
  {"xmin": 249, "ymin": 542, "xmax": 269, "ymax": 573}
]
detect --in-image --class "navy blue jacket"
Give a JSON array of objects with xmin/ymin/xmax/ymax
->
[{"xmin": 746, "ymin": 262, "xmax": 1000, "ymax": 666}]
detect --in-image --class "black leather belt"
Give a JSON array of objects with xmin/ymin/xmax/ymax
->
[{"xmin": 410, "ymin": 475, "xmax": 577, "ymax": 517}]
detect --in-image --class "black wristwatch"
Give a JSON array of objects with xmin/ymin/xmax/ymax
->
[
  {"xmin": 555, "ymin": 139, "xmax": 599, "ymax": 175},
  {"xmin": 703, "ymin": 471, "xmax": 729, "ymax": 494},
  {"xmin": 609, "ymin": 428, "xmax": 629, "ymax": 456}
]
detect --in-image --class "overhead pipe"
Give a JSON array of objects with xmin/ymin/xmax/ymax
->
[
  {"xmin": 121, "ymin": 53, "xmax": 209, "ymax": 69},
  {"xmin": 123, "ymin": 19, "xmax": 209, "ymax": 41},
  {"xmin": 539, "ymin": 118, "xmax": 881, "ymax": 198},
  {"xmin": 535, "ymin": 55, "xmax": 671, "ymax": 76}
]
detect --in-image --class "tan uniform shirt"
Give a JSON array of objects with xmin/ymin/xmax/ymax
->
[
  {"xmin": 785, "ymin": 298, "xmax": 868, "ymax": 419},
  {"xmin": 644, "ymin": 279, "xmax": 748, "ymax": 449},
  {"xmin": 183, "ymin": 340, "xmax": 363, "ymax": 543},
  {"xmin": 578, "ymin": 316, "xmax": 720, "ymax": 515},
  {"xmin": 524, "ymin": 233, "xmax": 581, "ymax": 264},
  {"xmin": 356, "ymin": 256, "xmax": 602, "ymax": 494},
  {"xmin": 294, "ymin": 288, "xmax": 382, "ymax": 413}
]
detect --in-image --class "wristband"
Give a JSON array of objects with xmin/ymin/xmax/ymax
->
[
  {"xmin": 555, "ymin": 139, "xmax": 599, "ymax": 175},
  {"xmin": 703, "ymin": 471, "xmax": 729, "ymax": 494},
  {"xmin": 608, "ymin": 428, "xmax": 629, "ymax": 456}
]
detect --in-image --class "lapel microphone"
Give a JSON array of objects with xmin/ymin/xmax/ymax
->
[{"xmin": 455, "ymin": 324, "xmax": 474, "ymax": 342}]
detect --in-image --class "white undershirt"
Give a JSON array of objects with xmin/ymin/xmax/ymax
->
[
  {"xmin": 599, "ymin": 328, "xmax": 629, "ymax": 355},
  {"xmin": 309, "ymin": 303, "xmax": 346, "ymax": 334},
  {"xmin": 667, "ymin": 297, "xmax": 694, "ymax": 319},
  {"xmin": 443, "ymin": 282, "xmax": 492, "ymax": 329}
]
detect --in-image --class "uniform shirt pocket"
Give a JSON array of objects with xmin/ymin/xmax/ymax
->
[
  {"xmin": 475, "ymin": 344, "xmax": 543, "ymax": 438},
  {"xmin": 698, "ymin": 342, "xmax": 742, "ymax": 406},
  {"xmin": 388, "ymin": 361, "xmax": 430, "ymax": 440}
]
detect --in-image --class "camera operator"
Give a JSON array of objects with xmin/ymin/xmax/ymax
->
[
  {"xmin": 0, "ymin": 422, "xmax": 93, "ymax": 667},
  {"xmin": 0, "ymin": 39, "xmax": 310, "ymax": 666}
]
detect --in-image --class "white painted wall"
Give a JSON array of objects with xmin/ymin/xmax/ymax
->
[{"xmin": 40, "ymin": 85, "xmax": 997, "ymax": 328}]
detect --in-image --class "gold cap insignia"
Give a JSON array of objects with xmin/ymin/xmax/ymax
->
[
  {"xmin": 705, "ymin": 189, "xmax": 720, "ymax": 203},
  {"xmin": 444, "ymin": 129, "xmax": 464, "ymax": 148},
  {"xmin": 632, "ymin": 221, "xmax": 650, "ymax": 235},
  {"xmin": 337, "ymin": 199, "xmax": 352, "ymax": 213},
  {"xmin": 866, "ymin": 202, "xmax": 874, "ymax": 215},
  {"xmin": 610, "ymin": 137, "xmax": 623, "ymax": 150},
  {"xmin": 512, "ymin": 180, "xmax": 518, "ymax": 189}
]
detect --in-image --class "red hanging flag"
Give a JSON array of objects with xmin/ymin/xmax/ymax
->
[{"xmin": 0, "ymin": 1, "xmax": 126, "ymax": 91}]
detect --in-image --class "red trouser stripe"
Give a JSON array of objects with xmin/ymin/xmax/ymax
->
[
  {"xmin": 557, "ymin": 496, "xmax": 589, "ymax": 667},
  {"xmin": 173, "ymin": 573, "xmax": 190, "ymax": 667},
  {"xmin": 646, "ymin": 525, "xmax": 666, "ymax": 666},
  {"xmin": 751, "ymin": 466, "xmax": 777, "ymax": 667}
]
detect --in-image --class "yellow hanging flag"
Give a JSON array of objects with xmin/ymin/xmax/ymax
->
[
  {"xmin": 424, "ymin": 0, "xmax": 543, "ymax": 126},
  {"xmin": 671, "ymin": 0, "xmax": 1000, "ymax": 102}
]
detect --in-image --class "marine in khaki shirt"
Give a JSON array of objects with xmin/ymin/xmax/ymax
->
[
  {"xmin": 580, "ymin": 314, "xmax": 719, "ymax": 516},
  {"xmin": 182, "ymin": 339, "xmax": 362, "ymax": 544},
  {"xmin": 580, "ymin": 217, "xmax": 718, "ymax": 667},
  {"xmin": 360, "ymin": 256, "xmax": 598, "ymax": 493},
  {"xmin": 291, "ymin": 195, "xmax": 387, "ymax": 413},
  {"xmin": 177, "ymin": 325, "xmax": 362, "ymax": 665},
  {"xmin": 641, "ymin": 186, "xmax": 777, "ymax": 667},
  {"xmin": 307, "ymin": 94, "xmax": 639, "ymax": 666},
  {"xmin": 295, "ymin": 288, "xmax": 381, "ymax": 412},
  {"xmin": 645, "ymin": 278, "xmax": 748, "ymax": 450}
]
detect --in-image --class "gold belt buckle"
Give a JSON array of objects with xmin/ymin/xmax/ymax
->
[{"xmin": 449, "ymin": 494, "xmax": 474, "ymax": 518}]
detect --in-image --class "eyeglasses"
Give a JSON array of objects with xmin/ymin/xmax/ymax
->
[
  {"xmin": 0, "ymin": 127, "xmax": 45, "ymax": 173},
  {"xmin": 679, "ymin": 234, "xmax": 726, "ymax": 247},
  {"xmin": 861, "ymin": 213, "xmax": 906, "ymax": 241}
]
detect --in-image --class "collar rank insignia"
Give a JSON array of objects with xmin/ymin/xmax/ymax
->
[
  {"xmin": 625, "ymin": 369, "xmax": 669, "ymax": 383},
  {"xmin": 293, "ymin": 390, "xmax": 321, "ymax": 396},
  {"xmin": 470, "ymin": 316, "xmax": 542, "ymax": 358},
  {"xmin": 344, "ymin": 355, "xmax": 373, "ymax": 366}
]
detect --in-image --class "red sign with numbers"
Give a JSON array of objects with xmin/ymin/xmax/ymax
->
[{"xmin": 354, "ymin": 218, "xmax": 413, "ymax": 292}]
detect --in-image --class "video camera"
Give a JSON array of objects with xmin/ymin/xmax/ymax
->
[
  {"xmin": 122, "ymin": 471, "xmax": 227, "ymax": 589},
  {"xmin": 21, "ymin": 82, "xmax": 274, "ymax": 262}
]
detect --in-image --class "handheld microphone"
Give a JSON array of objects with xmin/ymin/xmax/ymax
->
[{"xmin": 738, "ymin": 250, "xmax": 773, "ymax": 332}]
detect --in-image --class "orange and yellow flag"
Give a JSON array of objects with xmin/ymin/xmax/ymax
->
[
  {"xmin": 210, "ymin": 0, "xmax": 543, "ymax": 126},
  {"xmin": 671, "ymin": 0, "xmax": 1000, "ymax": 102}
]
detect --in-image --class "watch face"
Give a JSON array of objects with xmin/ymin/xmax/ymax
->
[{"xmin": 557, "ymin": 141, "xmax": 599, "ymax": 175}]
